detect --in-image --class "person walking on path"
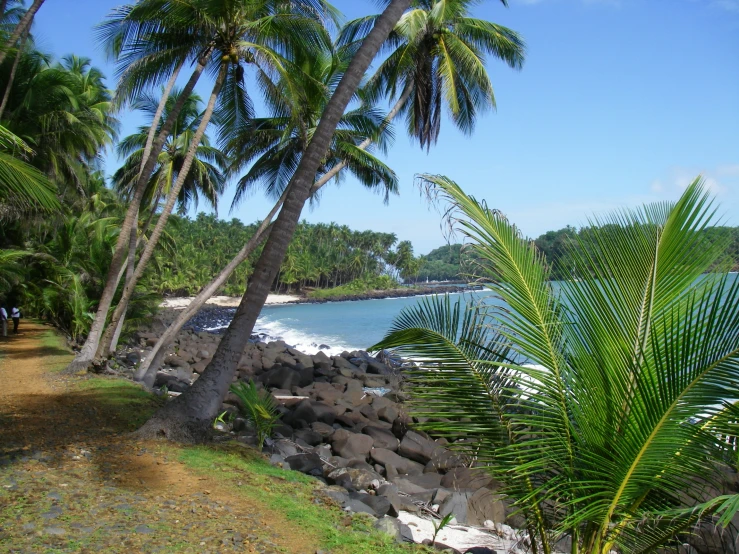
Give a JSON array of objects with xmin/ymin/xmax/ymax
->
[
  {"xmin": 11, "ymin": 306, "xmax": 20, "ymax": 334},
  {"xmin": 1, "ymin": 306, "xmax": 7, "ymax": 337}
]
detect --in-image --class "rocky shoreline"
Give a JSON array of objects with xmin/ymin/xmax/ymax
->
[{"xmin": 109, "ymin": 314, "xmax": 549, "ymax": 553}]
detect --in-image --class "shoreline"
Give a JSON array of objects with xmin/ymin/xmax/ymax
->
[{"xmin": 160, "ymin": 284, "xmax": 477, "ymax": 310}]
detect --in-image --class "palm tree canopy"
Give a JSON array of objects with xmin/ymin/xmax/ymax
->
[
  {"xmin": 372, "ymin": 175, "xmax": 739, "ymax": 553},
  {"xmin": 224, "ymin": 45, "xmax": 398, "ymax": 210},
  {"xmin": 339, "ymin": 0, "xmax": 524, "ymax": 149},
  {"xmin": 112, "ymin": 87, "xmax": 226, "ymax": 215}
]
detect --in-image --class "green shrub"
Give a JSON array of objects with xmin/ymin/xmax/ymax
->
[{"xmin": 229, "ymin": 381, "xmax": 280, "ymax": 449}]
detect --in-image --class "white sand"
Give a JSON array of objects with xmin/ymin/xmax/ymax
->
[{"xmin": 160, "ymin": 294, "xmax": 300, "ymax": 309}]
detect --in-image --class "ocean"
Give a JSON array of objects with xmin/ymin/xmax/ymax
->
[
  {"xmin": 199, "ymin": 289, "xmax": 502, "ymax": 355},
  {"xmin": 199, "ymin": 273, "xmax": 738, "ymax": 356}
]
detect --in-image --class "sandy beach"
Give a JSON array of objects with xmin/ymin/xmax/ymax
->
[{"xmin": 160, "ymin": 294, "xmax": 300, "ymax": 309}]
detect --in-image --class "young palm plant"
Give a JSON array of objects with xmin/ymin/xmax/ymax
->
[{"xmin": 371, "ymin": 174, "xmax": 739, "ymax": 554}]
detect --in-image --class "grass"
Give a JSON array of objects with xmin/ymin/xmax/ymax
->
[
  {"xmin": 308, "ymin": 275, "xmax": 402, "ymax": 299},
  {"xmin": 175, "ymin": 445, "xmax": 426, "ymax": 554},
  {"xmin": 7, "ymin": 324, "xmax": 423, "ymax": 553}
]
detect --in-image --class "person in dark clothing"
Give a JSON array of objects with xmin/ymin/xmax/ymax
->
[{"xmin": 11, "ymin": 306, "xmax": 20, "ymax": 334}]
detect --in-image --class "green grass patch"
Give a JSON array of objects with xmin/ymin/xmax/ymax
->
[
  {"xmin": 309, "ymin": 275, "xmax": 402, "ymax": 299},
  {"xmin": 177, "ymin": 445, "xmax": 426, "ymax": 554},
  {"xmin": 33, "ymin": 322, "xmax": 74, "ymax": 373},
  {"xmin": 75, "ymin": 377, "xmax": 163, "ymax": 429}
]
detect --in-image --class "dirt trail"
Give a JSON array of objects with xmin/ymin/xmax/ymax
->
[{"xmin": 0, "ymin": 322, "xmax": 317, "ymax": 553}]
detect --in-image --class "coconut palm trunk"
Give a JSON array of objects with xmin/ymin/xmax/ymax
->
[
  {"xmin": 0, "ymin": 28, "xmax": 28, "ymax": 120},
  {"xmin": 136, "ymin": 0, "xmax": 412, "ymax": 443},
  {"xmin": 100, "ymin": 64, "xmax": 185, "ymax": 354},
  {"xmin": 67, "ymin": 56, "xmax": 209, "ymax": 372},
  {"xmin": 135, "ymin": 220, "xmax": 274, "ymax": 388},
  {"xmin": 0, "ymin": 0, "xmax": 43, "ymax": 66},
  {"xmin": 98, "ymin": 64, "xmax": 228, "ymax": 358}
]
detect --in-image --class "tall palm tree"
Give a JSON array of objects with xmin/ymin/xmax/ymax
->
[
  {"xmin": 73, "ymin": 0, "xmax": 334, "ymax": 367},
  {"xmin": 96, "ymin": 0, "xmax": 335, "ymax": 359},
  {"xmin": 137, "ymin": 0, "xmax": 413, "ymax": 442},
  {"xmin": 134, "ymin": 42, "xmax": 397, "ymax": 386},
  {"xmin": 303, "ymin": 0, "xmax": 524, "ymax": 194},
  {"xmin": 372, "ymin": 174, "xmax": 739, "ymax": 554},
  {"xmin": 225, "ymin": 45, "xmax": 397, "ymax": 209}
]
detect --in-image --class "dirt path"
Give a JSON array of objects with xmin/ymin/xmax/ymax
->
[{"xmin": 0, "ymin": 322, "xmax": 319, "ymax": 553}]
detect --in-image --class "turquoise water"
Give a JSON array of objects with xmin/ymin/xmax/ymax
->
[
  {"xmin": 241, "ymin": 273, "xmax": 737, "ymax": 355},
  {"xmin": 254, "ymin": 289, "xmax": 502, "ymax": 355}
]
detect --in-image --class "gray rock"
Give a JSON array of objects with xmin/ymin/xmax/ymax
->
[
  {"xmin": 404, "ymin": 472, "xmax": 442, "ymax": 490},
  {"xmin": 391, "ymin": 477, "xmax": 433, "ymax": 496},
  {"xmin": 44, "ymin": 527, "xmax": 66, "ymax": 536},
  {"xmin": 441, "ymin": 467, "xmax": 495, "ymax": 491},
  {"xmin": 327, "ymin": 467, "xmax": 383, "ymax": 491},
  {"xmin": 377, "ymin": 405, "xmax": 399, "ymax": 424},
  {"xmin": 351, "ymin": 492, "xmax": 391, "ymax": 516},
  {"xmin": 398, "ymin": 431, "xmax": 446, "ymax": 464},
  {"xmin": 370, "ymin": 448, "xmax": 424, "ymax": 475},
  {"xmin": 293, "ymin": 429, "xmax": 323, "ymax": 446},
  {"xmin": 467, "ymin": 488, "xmax": 506, "ymax": 526},
  {"xmin": 331, "ymin": 429, "xmax": 374, "ymax": 460},
  {"xmin": 285, "ymin": 453, "xmax": 324, "ymax": 476},
  {"xmin": 134, "ymin": 524, "xmax": 155, "ymax": 534},
  {"xmin": 310, "ymin": 421, "xmax": 335, "ymax": 439},
  {"xmin": 376, "ymin": 484, "xmax": 402, "ymax": 517},
  {"xmin": 362, "ymin": 426, "xmax": 399, "ymax": 451},
  {"xmin": 440, "ymin": 492, "xmax": 473, "ymax": 524},
  {"xmin": 272, "ymin": 439, "xmax": 299, "ymax": 458},
  {"xmin": 125, "ymin": 352, "xmax": 141, "ymax": 366},
  {"xmin": 264, "ymin": 366, "xmax": 300, "ymax": 390},
  {"xmin": 374, "ymin": 515, "xmax": 401, "ymax": 540}
]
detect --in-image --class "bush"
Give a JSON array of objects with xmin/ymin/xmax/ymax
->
[{"xmin": 229, "ymin": 381, "xmax": 280, "ymax": 449}]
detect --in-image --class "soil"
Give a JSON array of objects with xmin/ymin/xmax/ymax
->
[{"xmin": 0, "ymin": 322, "xmax": 321, "ymax": 553}]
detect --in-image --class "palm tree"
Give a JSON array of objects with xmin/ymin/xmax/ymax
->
[
  {"xmin": 134, "ymin": 41, "xmax": 397, "ymax": 386},
  {"xmin": 136, "ymin": 0, "xmax": 414, "ymax": 442},
  {"xmin": 113, "ymin": 88, "xmax": 226, "ymax": 217},
  {"xmin": 0, "ymin": 124, "xmax": 56, "ymax": 217},
  {"xmin": 104, "ymin": 87, "xmax": 226, "ymax": 352},
  {"xmin": 372, "ymin": 174, "xmax": 739, "ymax": 554},
  {"xmin": 0, "ymin": 0, "xmax": 44, "ymax": 67},
  {"xmin": 225, "ymin": 45, "xmax": 397, "ymax": 209},
  {"xmin": 302, "ymin": 0, "xmax": 524, "ymax": 194},
  {"xmin": 95, "ymin": 0, "xmax": 335, "ymax": 359}
]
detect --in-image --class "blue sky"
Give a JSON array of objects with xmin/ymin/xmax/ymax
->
[{"xmin": 34, "ymin": 0, "xmax": 739, "ymax": 254}]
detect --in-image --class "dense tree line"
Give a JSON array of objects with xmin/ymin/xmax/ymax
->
[
  {"xmin": 416, "ymin": 226, "xmax": 739, "ymax": 281},
  {"xmin": 143, "ymin": 214, "xmax": 417, "ymax": 296}
]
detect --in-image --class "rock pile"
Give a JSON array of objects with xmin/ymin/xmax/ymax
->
[{"xmin": 119, "ymin": 328, "xmax": 536, "ymax": 552}]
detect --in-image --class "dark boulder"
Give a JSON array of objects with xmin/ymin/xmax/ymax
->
[
  {"xmin": 362, "ymin": 426, "xmax": 400, "ymax": 451},
  {"xmin": 331, "ymin": 429, "xmax": 374, "ymax": 460},
  {"xmin": 285, "ymin": 454, "xmax": 324, "ymax": 477}
]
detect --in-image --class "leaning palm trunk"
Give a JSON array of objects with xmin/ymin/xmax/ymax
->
[
  {"xmin": 97, "ymin": 64, "xmax": 228, "ymax": 358},
  {"xmin": 0, "ymin": 28, "xmax": 28, "ymax": 120},
  {"xmin": 67, "ymin": 56, "xmax": 209, "ymax": 372},
  {"xmin": 372, "ymin": 174, "xmax": 739, "ymax": 554},
  {"xmin": 136, "ymin": 0, "xmax": 412, "ymax": 443},
  {"xmin": 135, "ymin": 220, "xmax": 273, "ymax": 388},
  {"xmin": 131, "ymin": 70, "xmax": 414, "ymax": 374},
  {"xmin": 0, "ymin": 0, "xmax": 43, "ymax": 66},
  {"xmin": 135, "ymin": 163, "xmax": 342, "ymax": 386}
]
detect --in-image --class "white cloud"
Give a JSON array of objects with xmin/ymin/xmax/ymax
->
[
  {"xmin": 653, "ymin": 166, "xmax": 734, "ymax": 197},
  {"xmin": 711, "ymin": 0, "xmax": 739, "ymax": 12}
]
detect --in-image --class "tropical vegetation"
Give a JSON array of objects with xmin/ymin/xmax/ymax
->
[
  {"xmin": 372, "ymin": 174, "xmax": 739, "ymax": 554},
  {"xmin": 416, "ymin": 226, "xmax": 739, "ymax": 282}
]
